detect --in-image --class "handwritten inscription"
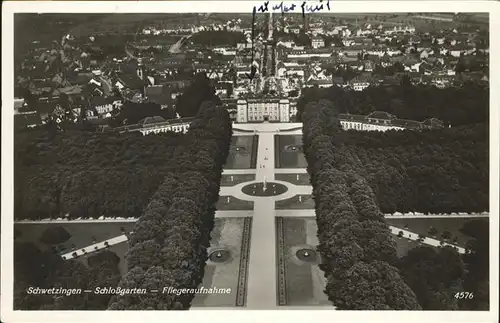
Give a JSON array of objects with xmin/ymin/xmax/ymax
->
[{"xmin": 255, "ymin": 0, "xmax": 331, "ymax": 17}]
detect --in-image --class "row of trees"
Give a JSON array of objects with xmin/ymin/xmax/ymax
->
[
  {"xmin": 296, "ymin": 83, "xmax": 488, "ymax": 127},
  {"xmin": 302, "ymin": 99, "xmax": 489, "ymax": 310},
  {"xmin": 107, "ymin": 101, "xmax": 232, "ymax": 310},
  {"xmin": 336, "ymin": 124, "xmax": 488, "ymax": 214},
  {"xmin": 302, "ymin": 100, "xmax": 421, "ymax": 309},
  {"xmin": 190, "ymin": 30, "xmax": 246, "ymax": 47}
]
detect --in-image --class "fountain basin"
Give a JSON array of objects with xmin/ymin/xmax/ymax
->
[
  {"xmin": 241, "ymin": 182, "xmax": 288, "ymax": 197},
  {"xmin": 296, "ymin": 248, "xmax": 318, "ymax": 263}
]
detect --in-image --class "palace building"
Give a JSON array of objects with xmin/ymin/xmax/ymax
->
[{"xmin": 236, "ymin": 98, "xmax": 290, "ymax": 123}]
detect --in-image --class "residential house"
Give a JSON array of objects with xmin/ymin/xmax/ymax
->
[
  {"xmin": 311, "ymin": 37, "xmax": 325, "ymax": 49},
  {"xmin": 90, "ymin": 96, "xmax": 122, "ymax": 118},
  {"xmin": 348, "ymin": 75, "xmax": 373, "ymax": 91},
  {"xmin": 215, "ymin": 84, "xmax": 229, "ymax": 98}
]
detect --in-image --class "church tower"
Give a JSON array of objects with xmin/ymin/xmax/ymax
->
[{"xmin": 136, "ymin": 53, "xmax": 147, "ymax": 99}]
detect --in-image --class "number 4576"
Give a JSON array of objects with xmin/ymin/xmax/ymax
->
[{"xmin": 454, "ymin": 292, "xmax": 474, "ymax": 299}]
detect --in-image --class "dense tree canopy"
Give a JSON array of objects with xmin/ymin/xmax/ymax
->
[
  {"xmin": 399, "ymin": 246, "xmax": 466, "ymax": 310},
  {"xmin": 14, "ymin": 242, "xmax": 63, "ymax": 310},
  {"xmin": 190, "ymin": 30, "xmax": 245, "ymax": 47},
  {"xmin": 14, "ymin": 241, "xmax": 124, "ymax": 310},
  {"xmin": 15, "ymin": 129, "xmax": 188, "ymax": 220},
  {"xmin": 460, "ymin": 219, "xmax": 489, "ymax": 310},
  {"xmin": 302, "ymin": 100, "xmax": 420, "ymax": 309},
  {"xmin": 335, "ymin": 125, "xmax": 488, "ymax": 214},
  {"xmin": 296, "ymin": 83, "xmax": 488, "ymax": 127},
  {"xmin": 39, "ymin": 226, "xmax": 71, "ymax": 245},
  {"xmin": 175, "ymin": 73, "xmax": 220, "ymax": 117}
]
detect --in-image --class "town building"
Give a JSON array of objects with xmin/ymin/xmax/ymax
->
[
  {"xmin": 311, "ymin": 37, "xmax": 325, "ymax": 49},
  {"xmin": 349, "ymin": 75, "xmax": 373, "ymax": 91},
  {"xmin": 89, "ymin": 96, "xmax": 123, "ymax": 118},
  {"xmin": 14, "ymin": 97, "xmax": 26, "ymax": 115}
]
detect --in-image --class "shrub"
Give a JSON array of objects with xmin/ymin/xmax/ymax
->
[{"xmin": 39, "ymin": 226, "xmax": 71, "ymax": 245}]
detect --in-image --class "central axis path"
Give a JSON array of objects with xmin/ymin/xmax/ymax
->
[{"xmin": 245, "ymin": 130, "xmax": 278, "ymax": 309}]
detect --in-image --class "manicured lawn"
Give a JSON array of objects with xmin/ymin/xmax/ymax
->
[
  {"xmin": 224, "ymin": 136, "xmax": 258, "ymax": 169},
  {"xmin": 107, "ymin": 240, "xmax": 130, "ymax": 275},
  {"xmin": 217, "ymin": 196, "xmax": 254, "ymax": 211},
  {"xmin": 385, "ymin": 217, "xmax": 482, "ymax": 248},
  {"xmin": 275, "ymin": 135, "xmax": 307, "ymax": 169},
  {"xmin": 275, "ymin": 173, "xmax": 311, "ymax": 185},
  {"xmin": 279, "ymin": 217, "xmax": 331, "ymax": 306},
  {"xmin": 72, "ymin": 240, "xmax": 131, "ymax": 275},
  {"xmin": 192, "ymin": 217, "xmax": 250, "ymax": 307},
  {"xmin": 393, "ymin": 235, "xmax": 426, "ymax": 258},
  {"xmin": 276, "ymin": 195, "xmax": 315, "ymax": 210},
  {"xmin": 220, "ymin": 174, "xmax": 255, "ymax": 187}
]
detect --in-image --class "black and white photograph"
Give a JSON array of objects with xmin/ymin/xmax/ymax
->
[{"xmin": 1, "ymin": 1, "xmax": 498, "ymax": 322}]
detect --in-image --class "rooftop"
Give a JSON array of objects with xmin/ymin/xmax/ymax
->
[{"xmin": 339, "ymin": 111, "xmax": 444, "ymax": 130}]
